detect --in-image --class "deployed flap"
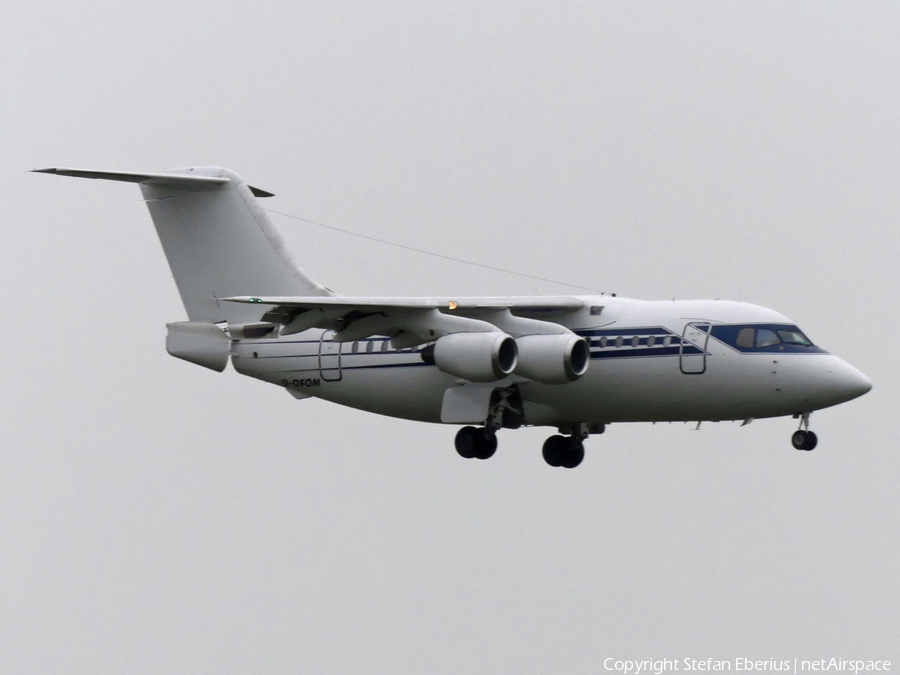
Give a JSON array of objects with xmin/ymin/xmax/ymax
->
[
  {"xmin": 166, "ymin": 321, "xmax": 230, "ymax": 372},
  {"xmin": 441, "ymin": 385, "xmax": 495, "ymax": 424}
]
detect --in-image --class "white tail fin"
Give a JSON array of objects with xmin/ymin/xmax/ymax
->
[{"xmin": 35, "ymin": 166, "xmax": 332, "ymax": 323}]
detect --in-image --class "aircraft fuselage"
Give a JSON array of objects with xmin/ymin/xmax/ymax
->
[{"xmin": 231, "ymin": 297, "xmax": 870, "ymax": 427}]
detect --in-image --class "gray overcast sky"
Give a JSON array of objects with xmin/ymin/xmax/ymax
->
[{"xmin": 2, "ymin": 2, "xmax": 898, "ymax": 672}]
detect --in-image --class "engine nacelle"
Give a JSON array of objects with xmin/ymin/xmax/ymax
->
[
  {"xmin": 426, "ymin": 332, "xmax": 518, "ymax": 382},
  {"xmin": 514, "ymin": 334, "xmax": 590, "ymax": 384}
]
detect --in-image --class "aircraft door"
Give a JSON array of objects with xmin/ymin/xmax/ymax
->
[
  {"xmin": 319, "ymin": 330, "xmax": 343, "ymax": 381},
  {"xmin": 680, "ymin": 322, "xmax": 711, "ymax": 374}
]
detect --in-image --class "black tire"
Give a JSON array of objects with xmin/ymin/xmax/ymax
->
[
  {"xmin": 476, "ymin": 430, "xmax": 498, "ymax": 460},
  {"xmin": 791, "ymin": 430, "xmax": 808, "ymax": 450},
  {"xmin": 804, "ymin": 431, "xmax": 818, "ymax": 451},
  {"xmin": 455, "ymin": 426, "xmax": 481, "ymax": 459},
  {"xmin": 542, "ymin": 435, "xmax": 567, "ymax": 467},
  {"xmin": 561, "ymin": 439, "xmax": 585, "ymax": 469}
]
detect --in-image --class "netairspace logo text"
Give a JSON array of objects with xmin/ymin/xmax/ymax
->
[{"xmin": 602, "ymin": 659, "xmax": 892, "ymax": 675}]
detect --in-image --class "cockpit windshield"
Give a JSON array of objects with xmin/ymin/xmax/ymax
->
[
  {"xmin": 777, "ymin": 329, "xmax": 813, "ymax": 346},
  {"xmin": 710, "ymin": 324, "xmax": 823, "ymax": 353}
]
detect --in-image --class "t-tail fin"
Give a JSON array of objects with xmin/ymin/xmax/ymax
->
[{"xmin": 34, "ymin": 166, "xmax": 332, "ymax": 323}]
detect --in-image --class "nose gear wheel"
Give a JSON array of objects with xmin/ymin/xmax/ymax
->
[
  {"xmin": 791, "ymin": 430, "xmax": 818, "ymax": 451},
  {"xmin": 791, "ymin": 412, "xmax": 817, "ymax": 451}
]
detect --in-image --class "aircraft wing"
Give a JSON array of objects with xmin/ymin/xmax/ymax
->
[{"xmin": 223, "ymin": 295, "xmax": 586, "ymax": 345}]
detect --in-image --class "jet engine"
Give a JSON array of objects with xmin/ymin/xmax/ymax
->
[
  {"xmin": 424, "ymin": 332, "xmax": 518, "ymax": 382},
  {"xmin": 514, "ymin": 334, "xmax": 590, "ymax": 384}
]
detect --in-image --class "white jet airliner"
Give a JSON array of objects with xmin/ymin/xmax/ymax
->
[{"xmin": 36, "ymin": 166, "xmax": 872, "ymax": 468}]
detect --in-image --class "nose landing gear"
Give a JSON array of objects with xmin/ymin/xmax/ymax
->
[
  {"xmin": 791, "ymin": 412, "xmax": 818, "ymax": 451},
  {"xmin": 791, "ymin": 430, "xmax": 818, "ymax": 451}
]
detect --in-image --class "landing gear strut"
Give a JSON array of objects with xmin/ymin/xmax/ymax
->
[
  {"xmin": 791, "ymin": 412, "xmax": 818, "ymax": 451},
  {"xmin": 455, "ymin": 426, "xmax": 497, "ymax": 460}
]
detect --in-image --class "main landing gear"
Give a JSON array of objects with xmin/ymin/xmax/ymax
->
[
  {"xmin": 542, "ymin": 435, "xmax": 584, "ymax": 469},
  {"xmin": 542, "ymin": 422, "xmax": 597, "ymax": 468},
  {"xmin": 455, "ymin": 426, "xmax": 498, "ymax": 460},
  {"xmin": 454, "ymin": 386, "xmax": 517, "ymax": 461},
  {"xmin": 791, "ymin": 412, "xmax": 818, "ymax": 451},
  {"xmin": 455, "ymin": 421, "xmax": 600, "ymax": 469}
]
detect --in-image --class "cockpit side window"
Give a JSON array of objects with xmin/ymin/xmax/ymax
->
[{"xmin": 735, "ymin": 327, "xmax": 755, "ymax": 348}]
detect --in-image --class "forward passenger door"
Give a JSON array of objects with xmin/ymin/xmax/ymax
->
[{"xmin": 680, "ymin": 322, "xmax": 711, "ymax": 374}]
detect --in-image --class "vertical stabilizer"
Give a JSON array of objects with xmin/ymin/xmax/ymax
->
[
  {"xmin": 35, "ymin": 166, "xmax": 332, "ymax": 323},
  {"xmin": 140, "ymin": 167, "xmax": 331, "ymax": 323}
]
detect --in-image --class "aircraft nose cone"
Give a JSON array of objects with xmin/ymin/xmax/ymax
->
[{"xmin": 831, "ymin": 359, "xmax": 872, "ymax": 403}]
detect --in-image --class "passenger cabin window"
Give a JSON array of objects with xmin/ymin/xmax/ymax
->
[
  {"xmin": 381, "ymin": 340, "xmax": 389, "ymax": 353},
  {"xmin": 366, "ymin": 341, "xmax": 374, "ymax": 353}
]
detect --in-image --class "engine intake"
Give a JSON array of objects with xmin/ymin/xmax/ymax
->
[
  {"xmin": 514, "ymin": 334, "xmax": 590, "ymax": 384},
  {"xmin": 423, "ymin": 332, "xmax": 518, "ymax": 382}
]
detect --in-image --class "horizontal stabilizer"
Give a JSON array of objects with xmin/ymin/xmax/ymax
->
[
  {"xmin": 34, "ymin": 167, "xmax": 275, "ymax": 196},
  {"xmin": 32, "ymin": 167, "xmax": 232, "ymax": 191}
]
